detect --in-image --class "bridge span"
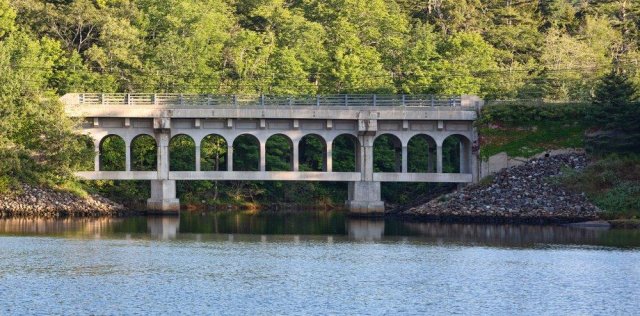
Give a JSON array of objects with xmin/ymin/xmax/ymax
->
[{"xmin": 62, "ymin": 93, "xmax": 482, "ymax": 214}]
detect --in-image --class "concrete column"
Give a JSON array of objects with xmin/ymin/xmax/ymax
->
[
  {"xmin": 361, "ymin": 135, "xmax": 374, "ymax": 181},
  {"xmin": 346, "ymin": 181, "xmax": 384, "ymax": 215},
  {"xmin": 157, "ymin": 132, "xmax": 170, "ymax": 179},
  {"xmin": 460, "ymin": 142, "xmax": 469, "ymax": 174},
  {"xmin": 326, "ymin": 141, "xmax": 332, "ymax": 172},
  {"xmin": 292, "ymin": 141, "xmax": 299, "ymax": 171},
  {"xmin": 147, "ymin": 130, "xmax": 179, "ymax": 212},
  {"xmin": 401, "ymin": 145, "xmax": 408, "ymax": 173},
  {"xmin": 347, "ymin": 135, "xmax": 383, "ymax": 215},
  {"xmin": 259, "ymin": 141, "xmax": 266, "ymax": 171},
  {"xmin": 195, "ymin": 145, "xmax": 201, "ymax": 172},
  {"xmin": 437, "ymin": 145, "xmax": 443, "ymax": 173},
  {"xmin": 94, "ymin": 148, "xmax": 100, "ymax": 172},
  {"xmin": 147, "ymin": 180, "xmax": 180, "ymax": 213},
  {"xmin": 227, "ymin": 145, "xmax": 234, "ymax": 171},
  {"xmin": 125, "ymin": 145, "xmax": 131, "ymax": 171}
]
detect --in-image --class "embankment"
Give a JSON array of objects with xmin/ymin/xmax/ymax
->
[
  {"xmin": 393, "ymin": 153, "xmax": 601, "ymax": 223},
  {"xmin": 0, "ymin": 183, "xmax": 128, "ymax": 217}
]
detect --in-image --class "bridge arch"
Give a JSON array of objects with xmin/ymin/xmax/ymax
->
[
  {"xmin": 233, "ymin": 134, "xmax": 260, "ymax": 171},
  {"xmin": 266, "ymin": 134, "xmax": 293, "ymax": 171},
  {"xmin": 374, "ymin": 133, "xmax": 402, "ymax": 173},
  {"xmin": 332, "ymin": 133, "xmax": 360, "ymax": 172},
  {"xmin": 169, "ymin": 134, "xmax": 196, "ymax": 171},
  {"xmin": 442, "ymin": 134, "xmax": 472, "ymax": 174},
  {"xmin": 407, "ymin": 134, "xmax": 437, "ymax": 173},
  {"xmin": 299, "ymin": 134, "xmax": 327, "ymax": 171},
  {"xmin": 131, "ymin": 134, "xmax": 157, "ymax": 171},
  {"xmin": 99, "ymin": 134, "xmax": 126, "ymax": 171},
  {"xmin": 200, "ymin": 134, "xmax": 228, "ymax": 171}
]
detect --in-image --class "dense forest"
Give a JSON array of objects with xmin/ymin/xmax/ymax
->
[{"xmin": 1, "ymin": 0, "xmax": 639, "ymax": 206}]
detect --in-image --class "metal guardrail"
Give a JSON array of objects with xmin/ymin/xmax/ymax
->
[{"xmin": 65, "ymin": 93, "xmax": 471, "ymax": 107}]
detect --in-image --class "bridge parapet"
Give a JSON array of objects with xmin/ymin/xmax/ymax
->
[{"xmin": 61, "ymin": 93, "xmax": 483, "ymax": 108}]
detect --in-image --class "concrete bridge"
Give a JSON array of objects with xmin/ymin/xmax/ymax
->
[{"xmin": 62, "ymin": 93, "xmax": 482, "ymax": 214}]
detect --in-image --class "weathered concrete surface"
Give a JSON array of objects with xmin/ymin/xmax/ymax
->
[{"xmin": 147, "ymin": 180, "xmax": 180, "ymax": 213}]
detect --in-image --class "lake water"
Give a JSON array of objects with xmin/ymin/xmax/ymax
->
[{"xmin": 1, "ymin": 211, "xmax": 639, "ymax": 315}]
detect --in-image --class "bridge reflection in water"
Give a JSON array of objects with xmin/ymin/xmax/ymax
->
[{"xmin": 1, "ymin": 212, "xmax": 638, "ymax": 248}]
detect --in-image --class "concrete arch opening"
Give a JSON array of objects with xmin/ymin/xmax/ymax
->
[
  {"xmin": 374, "ymin": 134, "xmax": 402, "ymax": 173},
  {"xmin": 407, "ymin": 134, "xmax": 437, "ymax": 173},
  {"xmin": 169, "ymin": 134, "xmax": 196, "ymax": 171},
  {"xmin": 201, "ymin": 134, "xmax": 228, "ymax": 171},
  {"xmin": 78, "ymin": 135, "xmax": 95, "ymax": 171},
  {"xmin": 131, "ymin": 134, "xmax": 157, "ymax": 171},
  {"xmin": 233, "ymin": 134, "xmax": 260, "ymax": 171},
  {"xmin": 99, "ymin": 134, "xmax": 126, "ymax": 171},
  {"xmin": 332, "ymin": 134, "xmax": 360, "ymax": 172},
  {"xmin": 443, "ymin": 134, "xmax": 472, "ymax": 174},
  {"xmin": 299, "ymin": 134, "xmax": 326, "ymax": 172},
  {"xmin": 266, "ymin": 134, "xmax": 293, "ymax": 171}
]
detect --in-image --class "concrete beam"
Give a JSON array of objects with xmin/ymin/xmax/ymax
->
[{"xmin": 66, "ymin": 106, "xmax": 478, "ymax": 121}]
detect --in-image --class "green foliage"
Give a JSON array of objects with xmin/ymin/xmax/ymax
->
[
  {"xmin": 233, "ymin": 135, "xmax": 259, "ymax": 171},
  {"xmin": 480, "ymin": 122, "xmax": 586, "ymax": 159},
  {"xmin": 587, "ymin": 69, "xmax": 639, "ymax": 132},
  {"xmin": 332, "ymin": 135, "xmax": 357, "ymax": 172},
  {"xmin": 99, "ymin": 135, "xmax": 125, "ymax": 171},
  {"xmin": 131, "ymin": 135, "xmax": 156, "ymax": 171},
  {"xmin": 480, "ymin": 102, "xmax": 588, "ymax": 125},
  {"xmin": 562, "ymin": 154, "xmax": 640, "ymax": 218},
  {"xmin": 201, "ymin": 135, "xmax": 227, "ymax": 171},
  {"xmin": 299, "ymin": 135, "xmax": 325, "ymax": 171},
  {"xmin": 266, "ymin": 134, "xmax": 292, "ymax": 171},
  {"xmin": 169, "ymin": 135, "xmax": 196, "ymax": 171},
  {"xmin": 373, "ymin": 135, "xmax": 401, "ymax": 172},
  {"xmin": 3, "ymin": 0, "xmax": 640, "ymax": 206}
]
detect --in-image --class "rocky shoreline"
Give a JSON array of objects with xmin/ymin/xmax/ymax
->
[
  {"xmin": 0, "ymin": 183, "xmax": 129, "ymax": 218},
  {"xmin": 393, "ymin": 153, "xmax": 602, "ymax": 223}
]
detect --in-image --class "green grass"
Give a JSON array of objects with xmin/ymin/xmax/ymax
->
[
  {"xmin": 480, "ymin": 121, "xmax": 586, "ymax": 159},
  {"xmin": 561, "ymin": 154, "xmax": 640, "ymax": 219}
]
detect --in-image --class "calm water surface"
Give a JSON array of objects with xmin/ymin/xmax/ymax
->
[{"xmin": 1, "ymin": 211, "xmax": 639, "ymax": 315}]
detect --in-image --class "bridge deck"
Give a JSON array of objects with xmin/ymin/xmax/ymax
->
[{"xmin": 75, "ymin": 171, "xmax": 473, "ymax": 183}]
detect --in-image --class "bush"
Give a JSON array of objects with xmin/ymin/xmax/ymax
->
[
  {"xmin": 479, "ymin": 101, "xmax": 588, "ymax": 125},
  {"xmin": 561, "ymin": 154, "xmax": 640, "ymax": 218}
]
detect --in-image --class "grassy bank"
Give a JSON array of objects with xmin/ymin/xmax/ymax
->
[
  {"xmin": 479, "ymin": 121, "xmax": 586, "ymax": 159},
  {"xmin": 479, "ymin": 101, "xmax": 639, "ymax": 221},
  {"xmin": 478, "ymin": 101, "xmax": 589, "ymax": 159},
  {"xmin": 561, "ymin": 155, "xmax": 640, "ymax": 219}
]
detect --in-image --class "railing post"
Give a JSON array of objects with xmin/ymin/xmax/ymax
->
[
  {"xmin": 101, "ymin": 93, "xmax": 104, "ymax": 106},
  {"xmin": 316, "ymin": 95, "xmax": 320, "ymax": 107},
  {"xmin": 344, "ymin": 94, "xmax": 348, "ymax": 106},
  {"xmin": 401, "ymin": 94, "xmax": 406, "ymax": 106},
  {"xmin": 260, "ymin": 94, "xmax": 265, "ymax": 107},
  {"xmin": 431, "ymin": 95, "xmax": 435, "ymax": 107},
  {"xmin": 179, "ymin": 94, "xmax": 183, "ymax": 106},
  {"xmin": 153, "ymin": 93, "xmax": 157, "ymax": 106},
  {"xmin": 373, "ymin": 94, "xmax": 377, "ymax": 107},
  {"xmin": 233, "ymin": 94, "xmax": 237, "ymax": 107},
  {"xmin": 288, "ymin": 96, "xmax": 292, "ymax": 107}
]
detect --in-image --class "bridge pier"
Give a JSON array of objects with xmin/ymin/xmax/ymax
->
[
  {"xmin": 346, "ymin": 181, "xmax": 384, "ymax": 215},
  {"xmin": 147, "ymin": 180, "xmax": 180, "ymax": 213}
]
